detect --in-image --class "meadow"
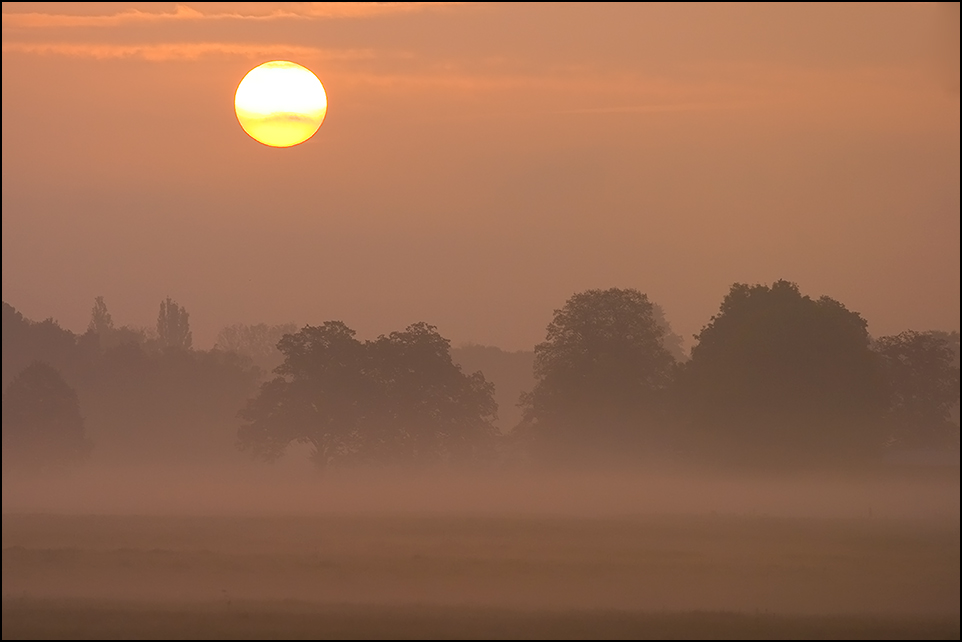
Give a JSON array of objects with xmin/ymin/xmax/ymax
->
[{"xmin": 3, "ymin": 503, "xmax": 959, "ymax": 639}]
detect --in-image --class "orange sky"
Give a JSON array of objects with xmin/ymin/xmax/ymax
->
[{"xmin": 2, "ymin": 2, "xmax": 959, "ymax": 351}]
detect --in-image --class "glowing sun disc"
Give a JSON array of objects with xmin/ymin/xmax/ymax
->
[{"xmin": 235, "ymin": 61, "xmax": 327, "ymax": 148}]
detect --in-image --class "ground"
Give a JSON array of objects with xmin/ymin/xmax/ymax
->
[{"xmin": 3, "ymin": 509, "xmax": 959, "ymax": 639}]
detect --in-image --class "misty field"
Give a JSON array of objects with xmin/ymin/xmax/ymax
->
[{"xmin": 3, "ymin": 507, "xmax": 959, "ymax": 639}]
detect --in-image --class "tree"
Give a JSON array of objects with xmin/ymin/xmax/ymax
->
[
  {"xmin": 87, "ymin": 296, "xmax": 114, "ymax": 336},
  {"xmin": 3, "ymin": 303, "xmax": 259, "ymax": 466},
  {"xmin": 2, "ymin": 302, "xmax": 80, "ymax": 390},
  {"xmin": 874, "ymin": 331, "xmax": 960, "ymax": 450},
  {"xmin": 238, "ymin": 321, "xmax": 498, "ymax": 468},
  {"xmin": 157, "ymin": 297, "xmax": 192, "ymax": 350},
  {"xmin": 368, "ymin": 322, "xmax": 498, "ymax": 464},
  {"xmin": 239, "ymin": 321, "xmax": 370, "ymax": 465},
  {"xmin": 215, "ymin": 322, "xmax": 298, "ymax": 374},
  {"xmin": 517, "ymin": 288, "xmax": 677, "ymax": 461},
  {"xmin": 652, "ymin": 303, "xmax": 687, "ymax": 362},
  {"xmin": 81, "ymin": 342, "xmax": 259, "ymax": 463},
  {"xmin": 83, "ymin": 296, "xmax": 148, "ymax": 350},
  {"xmin": 2, "ymin": 361, "xmax": 91, "ymax": 471},
  {"xmin": 679, "ymin": 280, "xmax": 886, "ymax": 464}
]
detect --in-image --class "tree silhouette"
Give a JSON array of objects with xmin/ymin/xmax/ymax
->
[
  {"xmin": 240, "ymin": 321, "xmax": 370, "ymax": 465},
  {"xmin": 2, "ymin": 302, "xmax": 80, "ymax": 390},
  {"xmin": 518, "ymin": 288, "xmax": 677, "ymax": 461},
  {"xmin": 87, "ymin": 296, "xmax": 114, "ymax": 336},
  {"xmin": 238, "ymin": 321, "xmax": 497, "ymax": 467},
  {"xmin": 652, "ymin": 302, "xmax": 687, "ymax": 362},
  {"xmin": 680, "ymin": 280, "xmax": 886, "ymax": 464},
  {"xmin": 215, "ymin": 322, "xmax": 298, "ymax": 374},
  {"xmin": 368, "ymin": 322, "xmax": 498, "ymax": 464},
  {"xmin": 82, "ymin": 296, "xmax": 148, "ymax": 350},
  {"xmin": 157, "ymin": 297, "xmax": 192, "ymax": 350},
  {"xmin": 2, "ymin": 361, "xmax": 91, "ymax": 471},
  {"xmin": 1, "ymin": 302, "xmax": 268, "ymax": 466},
  {"xmin": 875, "ymin": 330, "xmax": 960, "ymax": 450}
]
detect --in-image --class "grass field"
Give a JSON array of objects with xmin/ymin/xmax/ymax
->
[
  {"xmin": 3, "ymin": 599, "xmax": 959, "ymax": 640},
  {"xmin": 2, "ymin": 510, "xmax": 959, "ymax": 639}
]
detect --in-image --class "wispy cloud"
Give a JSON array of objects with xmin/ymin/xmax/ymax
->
[
  {"xmin": 1, "ymin": 3, "xmax": 461, "ymax": 29},
  {"xmin": 3, "ymin": 38, "xmax": 939, "ymax": 131},
  {"xmin": 553, "ymin": 102, "xmax": 759, "ymax": 115},
  {"xmin": 0, "ymin": 41, "xmax": 373, "ymax": 62}
]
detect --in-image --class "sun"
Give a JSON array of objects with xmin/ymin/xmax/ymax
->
[{"xmin": 234, "ymin": 61, "xmax": 328, "ymax": 148}]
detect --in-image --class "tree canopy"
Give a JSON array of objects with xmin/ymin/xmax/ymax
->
[
  {"xmin": 680, "ymin": 280, "xmax": 886, "ymax": 463},
  {"xmin": 2, "ymin": 361, "xmax": 91, "ymax": 471},
  {"xmin": 87, "ymin": 296, "xmax": 113, "ymax": 336},
  {"xmin": 518, "ymin": 288, "xmax": 677, "ymax": 460},
  {"xmin": 875, "ymin": 330, "xmax": 960, "ymax": 450},
  {"xmin": 3, "ymin": 282, "xmax": 957, "ymax": 473},
  {"xmin": 238, "ymin": 321, "xmax": 498, "ymax": 468},
  {"xmin": 157, "ymin": 297, "xmax": 192, "ymax": 350},
  {"xmin": 3, "ymin": 301, "xmax": 259, "ymax": 467},
  {"xmin": 2, "ymin": 302, "xmax": 80, "ymax": 390},
  {"xmin": 83, "ymin": 296, "xmax": 148, "ymax": 350}
]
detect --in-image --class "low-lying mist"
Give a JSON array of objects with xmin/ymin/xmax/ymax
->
[{"xmin": 4, "ymin": 456, "xmax": 958, "ymax": 520}]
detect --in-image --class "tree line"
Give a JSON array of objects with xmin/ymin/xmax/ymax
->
[{"xmin": 2, "ymin": 280, "xmax": 959, "ymax": 472}]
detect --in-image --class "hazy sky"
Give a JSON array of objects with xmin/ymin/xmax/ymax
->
[{"xmin": 2, "ymin": 2, "xmax": 959, "ymax": 351}]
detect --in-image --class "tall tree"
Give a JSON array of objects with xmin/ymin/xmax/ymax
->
[
  {"xmin": 87, "ymin": 296, "xmax": 114, "ymax": 336},
  {"xmin": 518, "ymin": 288, "xmax": 677, "ymax": 461},
  {"xmin": 83, "ymin": 297, "xmax": 147, "ymax": 349},
  {"xmin": 157, "ymin": 297, "xmax": 192, "ymax": 350},
  {"xmin": 2, "ymin": 361, "xmax": 91, "ymax": 471},
  {"xmin": 680, "ymin": 280, "xmax": 886, "ymax": 464},
  {"xmin": 652, "ymin": 302, "xmax": 687, "ymax": 362}
]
